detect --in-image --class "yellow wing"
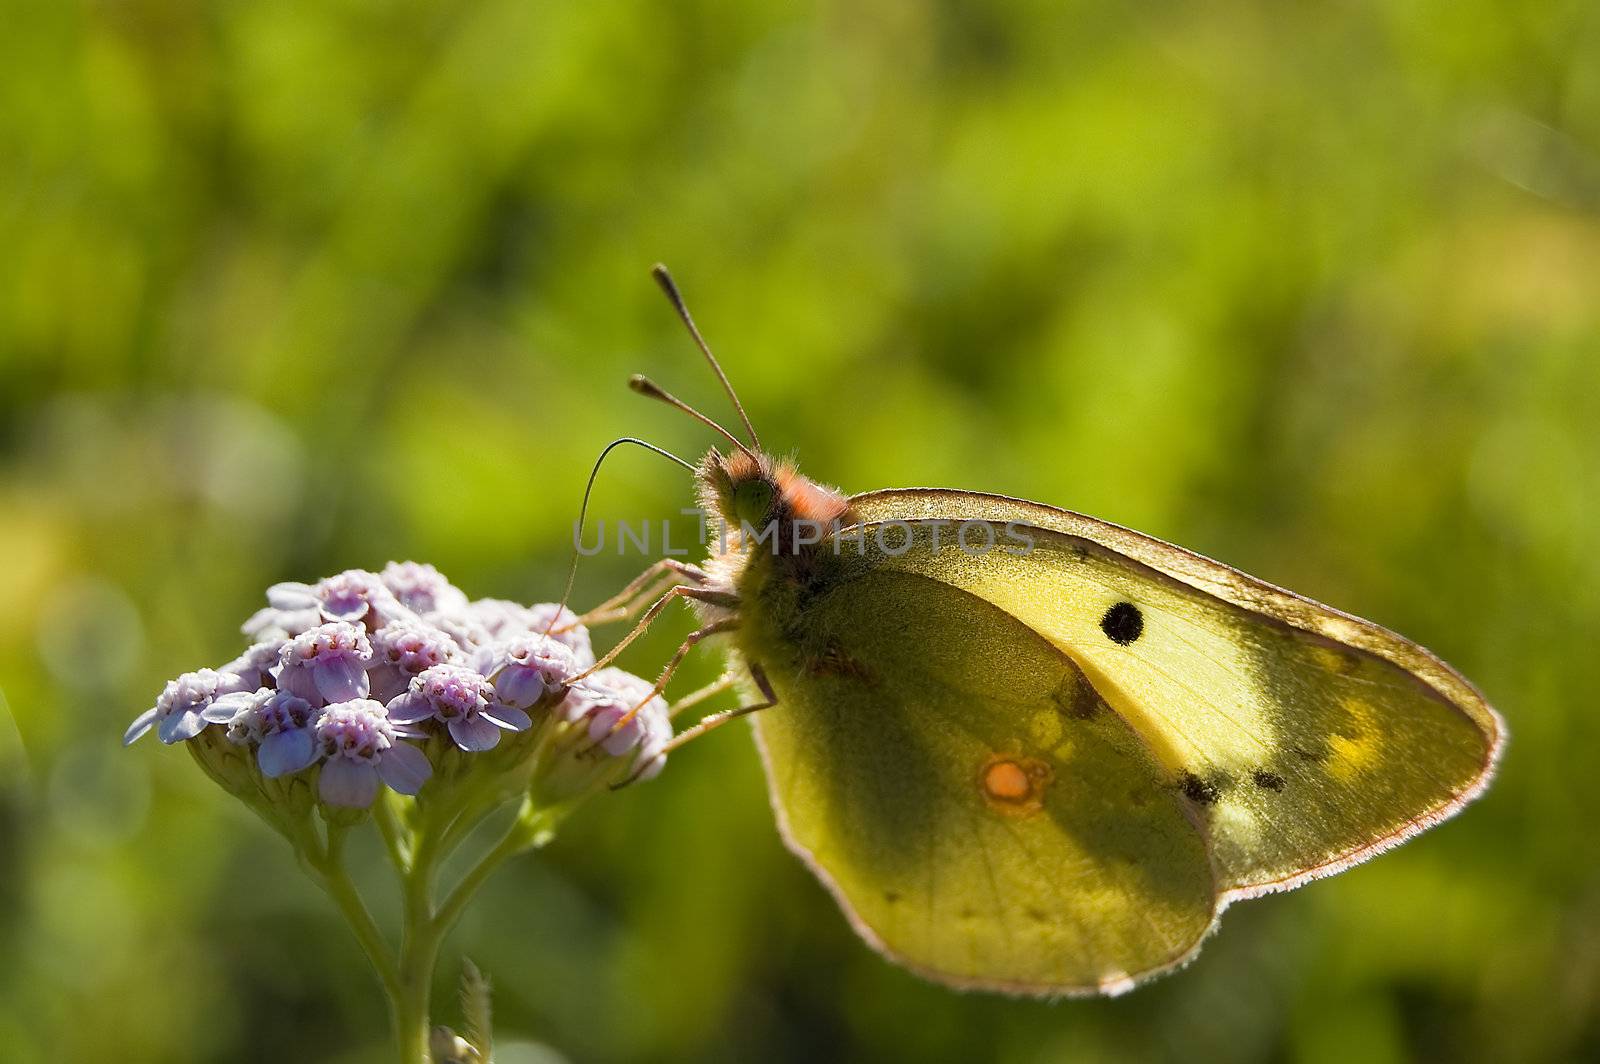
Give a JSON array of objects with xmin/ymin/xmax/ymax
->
[
  {"xmin": 835, "ymin": 489, "xmax": 1504, "ymax": 897},
  {"xmin": 743, "ymin": 565, "xmax": 1218, "ymax": 994}
]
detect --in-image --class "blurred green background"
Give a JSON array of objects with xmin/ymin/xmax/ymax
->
[{"xmin": 3, "ymin": 2, "xmax": 1598, "ymax": 1061}]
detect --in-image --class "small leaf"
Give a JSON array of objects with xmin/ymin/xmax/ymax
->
[{"xmin": 461, "ymin": 958, "xmax": 494, "ymax": 1061}]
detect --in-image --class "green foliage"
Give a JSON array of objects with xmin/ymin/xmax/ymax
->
[{"xmin": 2, "ymin": 1, "xmax": 1597, "ymax": 1061}]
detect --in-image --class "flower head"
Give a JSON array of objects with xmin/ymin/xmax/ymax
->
[
  {"xmin": 563, "ymin": 668, "xmax": 670, "ymax": 772},
  {"xmin": 243, "ymin": 569, "xmax": 414, "ymax": 640},
  {"xmin": 278, "ymin": 622, "xmax": 374, "ymax": 705},
  {"xmin": 369, "ymin": 619, "xmax": 459, "ymax": 702},
  {"xmin": 387, "ymin": 663, "xmax": 533, "ymax": 752},
  {"xmin": 124, "ymin": 668, "xmax": 252, "ymax": 746},
  {"xmin": 217, "ymin": 688, "xmax": 322, "ymax": 778},
  {"xmin": 382, "ymin": 560, "xmax": 470, "ymax": 616},
  {"xmin": 480, "ymin": 634, "xmax": 578, "ymax": 710},
  {"xmin": 132, "ymin": 563, "xmax": 648, "ymax": 821},
  {"xmin": 315, "ymin": 699, "xmax": 431, "ymax": 808},
  {"xmin": 220, "ymin": 639, "xmax": 284, "ymax": 690}
]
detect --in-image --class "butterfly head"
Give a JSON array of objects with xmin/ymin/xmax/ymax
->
[{"xmin": 698, "ymin": 447, "xmax": 855, "ymax": 544}]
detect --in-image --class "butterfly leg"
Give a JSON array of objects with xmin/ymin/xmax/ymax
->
[
  {"xmin": 660, "ymin": 662, "xmax": 778, "ymax": 756},
  {"xmin": 576, "ymin": 559, "xmax": 709, "ymax": 628},
  {"xmin": 613, "ymin": 664, "xmax": 778, "ymax": 788},
  {"xmin": 665, "ymin": 674, "xmax": 736, "ymax": 721},
  {"xmin": 583, "ymin": 617, "xmax": 738, "ymax": 754},
  {"xmin": 575, "ymin": 583, "xmax": 739, "ymax": 680}
]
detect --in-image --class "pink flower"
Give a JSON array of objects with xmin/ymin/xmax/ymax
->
[
  {"xmin": 277, "ymin": 622, "xmax": 373, "ymax": 705},
  {"xmin": 315, "ymin": 699, "xmax": 431, "ymax": 807},
  {"xmin": 124, "ymin": 668, "xmax": 253, "ymax": 746},
  {"xmin": 525, "ymin": 603, "xmax": 596, "ymax": 668},
  {"xmin": 381, "ymin": 561, "xmax": 469, "ymax": 616},
  {"xmin": 561, "ymin": 668, "xmax": 670, "ymax": 773},
  {"xmin": 368, "ymin": 619, "xmax": 458, "ymax": 702},
  {"xmin": 313, "ymin": 570, "xmax": 410, "ymax": 627},
  {"xmin": 480, "ymin": 634, "xmax": 577, "ymax": 710},
  {"xmin": 217, "ymin": 689, "xmax": 322, "ymax": 778},
  {"xmin": 386, "ymin": 663, "xmax": 532, "ymax": 752},
  {"xmin": 220, "ymin": 639, "xmax": 284, "ymax": 690}
]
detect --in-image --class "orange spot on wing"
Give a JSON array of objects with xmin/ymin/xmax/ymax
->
[{"xmin": 980, "ymin": 755, "xmax": 1053, "ymax": 817}]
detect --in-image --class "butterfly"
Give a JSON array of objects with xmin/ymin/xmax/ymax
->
[{"xmin": 575, "ymin": 266, "xmax": 1504, "ymax": 997}]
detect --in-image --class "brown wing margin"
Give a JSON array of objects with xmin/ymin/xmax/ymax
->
[{"xmin": 844, "ymin": 487, "xmax": 1506, "ymax": 901}]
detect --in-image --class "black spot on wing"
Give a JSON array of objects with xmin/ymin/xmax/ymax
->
[
  {"xmin": 1179, "ymin": 771, "xmax": 1220, "ymax": 804},
  {"xmin": 1100, "ymin": 601, "xmax": 1144, "ymax": 645},
  {"xmin": 1252, "ymin": 769, "xmax": 1286, "ymax": 792}
]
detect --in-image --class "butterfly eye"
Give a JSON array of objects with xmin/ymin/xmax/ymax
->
[{"xmin": 731, "ymin": 478, "xmax": 776, "ymax": 525}]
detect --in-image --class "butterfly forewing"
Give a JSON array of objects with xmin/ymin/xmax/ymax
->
[{"xmin": 838, "ymin": 490, "xmax": 1502, "ymax": 897}]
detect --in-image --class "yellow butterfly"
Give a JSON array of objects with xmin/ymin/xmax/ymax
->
[{"xmin": 583, "ymin": 266, "xmax": 1504, "ymax": 997}]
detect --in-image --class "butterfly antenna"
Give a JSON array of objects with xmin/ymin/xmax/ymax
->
[
  {"xmin": 544, "ymin": 437, "xmax": 697, "ymax": 639},
  {"xmin": 629, "ymin": 374, "xmax": 757, "ymax": 461},
  {"xmin": 650, "ymin": 264, "xmax": 762, "ymax": 449}
]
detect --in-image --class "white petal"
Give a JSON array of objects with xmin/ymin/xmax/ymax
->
[
  {"xmin": 160, "ymin": 709, "xmax": 208, "ymax": 744},
  {"xmin": 377, "ymin": 742, "xmax": 433, "ymax": 795},
  {"xmin": 123, "ymin": 708, "xmax": 159, "ymax": 746},
  {"xmin": 319, "ymin": 758, "xmax": 379, "ymax": 807},
  {"xmin": 482, "ymin": 703, "xmax": 533, "ymax": 732},
  {"xmin": 202, "ymin": 690, "xmax": 258, "ymax": 724},
  {"xmin": 267, "ymin": 582, "xmax": 318, "ymax": 610},
  {"xmin": 258, "ymin": 729, "xmax": 318, "ymax": 778},
  {"xmin": 448, "ymin": 715, "xmax": 502, "ymax": 752},
  {"xmin": 314, "ymin": 661, "xmax": 369, "ymax": 704},
  {"xmin": 278, "ymin": 665, "xmax": 322, "ymax": 704},
  {"xmin": 384, "ymin": 691, "xmax": 433, "ymax": 725}
]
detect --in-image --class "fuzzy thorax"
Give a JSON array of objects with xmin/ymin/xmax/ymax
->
[{"xmin": 698, "ymin": 449, "xmax": 855, "ymax": 561}]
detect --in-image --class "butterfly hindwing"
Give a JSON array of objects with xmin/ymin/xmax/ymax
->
[{"xmin": 743, "ymin": 565, "xmax": 1217, "ymax": 994}]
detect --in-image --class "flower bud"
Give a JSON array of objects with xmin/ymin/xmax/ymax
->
[{"xmin": 527, "ymin": 667, "xmax": 670, "ymax": 804}]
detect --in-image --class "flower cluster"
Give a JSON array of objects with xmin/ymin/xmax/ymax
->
[{"xmin": 126, "ymin": 562, "xmax": 670, "ymax": 807}]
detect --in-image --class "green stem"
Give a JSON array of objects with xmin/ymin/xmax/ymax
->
[
  {"xmin": 391, "ymin": 935, "xmax": 436, "ymax": 1064},
  {"xmin": 393, "ymin": 804, "xmax": 447, "ymax": 1064},
  {"xmin": 433, "ymin": 804, "xmax": 550, "ymax": 938},
  {"xmin": 299, "ymin": 821, "xmax": 402, "ymax": 1000},
  {"xmin": 294, "ymin": 789, "xmax": 552, "ymax": 1063},
  {"xmin": 392, "ymin": 796, "xmax": 552, "ymax": 1062},
  {"xmin": 374, "ymin": 791, "xmax": 411, "ymax": 873}
]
